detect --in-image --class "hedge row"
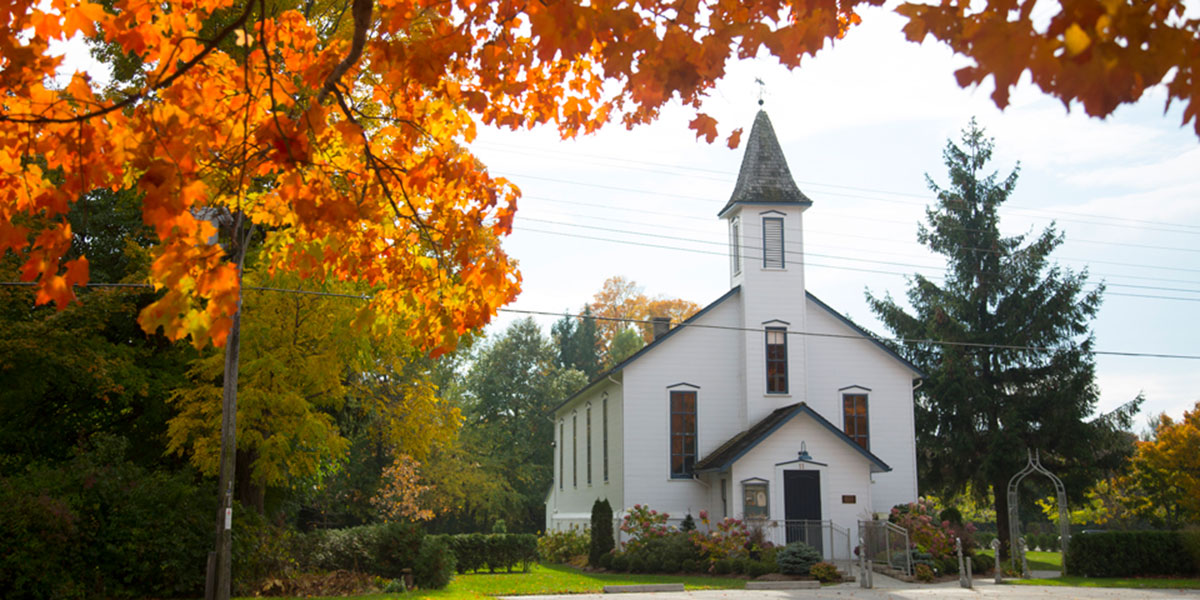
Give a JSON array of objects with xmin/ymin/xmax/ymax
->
[
  {"xmin": 1065, "ymin": 531, "xmax": 1200, "ymax": 577},
  {"xmin": 298, "ymin": 522, "xmax": 456, "ymax": 589},
  {"xmin": 434, "ymin": 533, "xmax": 538, "ymax": 573}
]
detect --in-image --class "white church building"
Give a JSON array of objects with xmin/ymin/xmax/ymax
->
[{"xmin": 545, "ymin": 110, "xmax": 923, "ymax": 557}]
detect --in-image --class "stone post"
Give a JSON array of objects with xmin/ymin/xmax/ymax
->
[
  {"xmin": 991, "ymin": 538, "xmax": 1002, "ymax": 585},
  {"xmin": 956, "ymin": 537, "xmax": 969, "ymax": 589},
  {"xmin": 1019, "ymin": 537, "xmax": 1031, "ymax": 579}
]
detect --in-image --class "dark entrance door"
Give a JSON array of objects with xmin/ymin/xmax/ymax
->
[{"xmin": 783, "ymin": 470, "xmax": 822, "ymax": 552}]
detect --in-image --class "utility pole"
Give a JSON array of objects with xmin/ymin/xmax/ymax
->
[{"xmin": 205, "ymin": 211, "xmax": 250, "ymax": 600}]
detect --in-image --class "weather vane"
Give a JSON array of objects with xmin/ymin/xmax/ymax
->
[{"xmin": 755, "ymin": 77, "xmax": 766, "ymax": 106}]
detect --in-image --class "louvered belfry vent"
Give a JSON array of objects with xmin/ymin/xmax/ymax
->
[{"xmin": 763, "ymin": 217, "xmax": 784, "ymax": 268}]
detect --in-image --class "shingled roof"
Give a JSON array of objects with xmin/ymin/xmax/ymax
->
[
  {"xmin": 694, "ymin": 402, "xmax": 892, "ymax": 474},
  {"xmin": 718, "ymin": 110, "xmax": 811, "ymax": 217}
]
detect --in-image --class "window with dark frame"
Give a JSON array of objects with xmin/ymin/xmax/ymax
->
[
  {"xmin": 586, "ymin": 404, "xmax": 592, "ymax": 486},
  {"xmin": 669, "ymin": 390, "xmax": 697, "ymax": 478},
  {"xmin": 572, "ymin": 413, "xmax": 578, "ymax": 488},
  {"xmin": 765, "ymin": 328, "xmax": 788, "ymax": 394},
  {"xmin": 559, "ymin": 420, "xmax": 564, "ymax": 490},
  {"xmin": 843, "ymin": 393, "xmax": 869, "ymax": 450},
  {"xmin": 762, "ymin": 216, "xmax": 784, "ymax": 268},
  {"xmin": 602, "ymin": 395, "xmax": 609, "ymax": 483}
]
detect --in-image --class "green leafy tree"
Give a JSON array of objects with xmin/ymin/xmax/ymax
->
[
  {"xmin": 1122, "ymin": 401, "xmax": 1200, "ymax": 528},
  {"xmin": 608, "ymin": 327, "xmax": 646, "ymax": 368},
  {"xmin": 457, "ymin": 318, "xmax": 587, "ymax": 531},
  {"xmin": 866, "ymin": 119, "xmax": 1138, "ymax": 558}
]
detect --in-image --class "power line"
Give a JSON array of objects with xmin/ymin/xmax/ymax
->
[
  {"xmin": 521, "ymin": 195, "xmax": 1200, "ymax": 280},
  {"xmin": 501, "ymin": 171, "xmax": 1200, "ymax": 254},
  {"xmin": 511, "ymin": 225, "xmax": 1200, "ymax": 302},
  {"xmin": 477, "ymin": 141, "xmax": 1200, "ymax": 234},
  {"xmin": 516, "ymin": 215, "xmax": 1200, "ymax": 295},
  {"xmin": 4, "ymin": 280, "xmax": 1196, "ymax": 360}
]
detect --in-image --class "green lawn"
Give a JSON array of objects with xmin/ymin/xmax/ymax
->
[
  {"xmin": 978, "ymin": 549, "xmax": 1062, "ymax": 571},
  {"xmin": 1010, "ymin": 576, "xmax": 1200, "ymax": 589},
  {"xmin": 244, "ymin": 563, "xmax": 746, "ymax": 600}
]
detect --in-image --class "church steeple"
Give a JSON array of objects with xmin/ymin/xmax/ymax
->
[{"xmin": 718, "ymin": 110, "xmax": 811, "ymax": 218}]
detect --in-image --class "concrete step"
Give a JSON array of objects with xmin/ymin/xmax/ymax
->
[
  {"xmin": 603, "ymin": 584, "xmax": 686, "ymax": 593},
  {"xmin": 745, "ymin": 581, "xmax": 820, "ymax": 590}
]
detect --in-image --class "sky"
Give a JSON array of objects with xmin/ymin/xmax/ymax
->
[
  {"xmin": 470, "ymin": 6, "xmax": 1200, "ymax": 426},
  {"xmin": 51, "ymin": 5, "xmax": 1198, "ymax": 424}
]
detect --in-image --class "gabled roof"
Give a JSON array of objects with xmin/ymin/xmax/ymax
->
[
  {"xmin": 718, "ymin": 110, "xmax": 811, "ymax": 218},
  {"xmin": 694, "ymin": 402, "xmax": 892, "ymax": 474},
  {"xmin": 805, "ymin": 291, "xmax": 927, "ymax": 379},
  {"xmin": 550, "ymin": 286, "xmax": 742, "ymax": 415}
]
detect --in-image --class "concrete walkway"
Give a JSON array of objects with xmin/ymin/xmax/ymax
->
[{"xmin": 500, "ymin": 570, "xmax": 1199, "ymax": 600}]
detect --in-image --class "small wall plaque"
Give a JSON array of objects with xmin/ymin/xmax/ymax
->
[{"xmin": 841, "ymin": 494, "xmax": 857, "ymax": 504}]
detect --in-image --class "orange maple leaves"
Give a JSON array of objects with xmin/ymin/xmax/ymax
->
[
  {"xmin": 897, "ymin": 0, "xmax": 1200, "ymax": 131},
  {"xmin": 4, "ymin": 0, "xmax": 1193, "ymax": 354}
]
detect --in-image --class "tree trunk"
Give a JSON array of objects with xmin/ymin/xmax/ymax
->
[
  {"xmin": 993, "ymin": 478, "xmax": 1011, "ymax": 566},
  {"xmin": 235, "ymin": 447, "xmax": 265, "ymax": 513}
]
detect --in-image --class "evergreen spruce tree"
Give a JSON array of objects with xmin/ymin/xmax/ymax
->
[
  {"xmin": 552, "ymin": 306, "xmax": 601, "ymax": 381},
  {"xmin": 589, "ymin": 498, "xmax": 614, "ymax": 566},
  {"xmin": 866, "ymin": 120, "xmax": 1138, "ymax": 559}
]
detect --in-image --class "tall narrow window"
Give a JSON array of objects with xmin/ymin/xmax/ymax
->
[
  {"xmin": 765, "ymin": 328, "xmax": 788, "ymax": 394},
  {"xmin": 762, "ymin": 217, "xmax": 784, "ymax": 268},
  {"xmin": 559, "ymin": 420, "xmax": 564, "ymax": 490},
  {"xmin": 572, "ymin": 413, "xmax": 578, "ymax": 488},
  {"xmin": 586, "ymin": 404, "xmax": 592, "ymax": 486},
  {"xmin": 730, "ymin": 217, "xmax": 742, "ymax": 276},
  {"xmin": 843, "ymin": 394, "xmax": 869, "ymax": 450},
  {"xmin": 670, "ymin": 390, "xmax": 697, "ymax": 478},
  {"xmin": 602, "ymin": 395, "xmax": 609, "ymax": 482}
]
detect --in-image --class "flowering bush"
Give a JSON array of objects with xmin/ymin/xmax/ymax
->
[
  {"xmin": 889, "ymin": 499, "xmax": 975, "ymax": 559},
  {"xmin": 537, "ymin": 527, "xmax": 589, "ymax": 564},
  {"xmin": 620, "ymin": 504, "xmax": 673, "ymax": 555},
  {"xmin": 691, "ymin": 517, "xmax": 750, "ymax": 565}
]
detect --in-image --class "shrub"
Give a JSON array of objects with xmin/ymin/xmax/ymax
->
[
  {"xmin": 373, "ymin": 522, "xmax": 425, "ymax": 578},
  {"xmin": 712, "ymin": 558, "xmax": 734, "ymax": 575},
  {"xmin": 492, "ymin": 520, "xmax": 508, "ymax": 534},
  {"xmin": 610, "ymin": 553, "xmax": 630, "ymax": 572},
  {"xmin": 627, "ymin": 554, "xmax": 648, "ymax": 573},
  {"xmin": 661, "ymin": 558, "xmax": 681, "ymax": 573},
  {"xmin": 971, "ymin": 553, "xmax": 995, "ymax": 574},
  {"xmin": 1066, "ymin": 531, "xmax": 1200, "ymax": 577},
  {"xmin": 938, "ymin": 556, "xmax": 958, "ymax": 576},
  {"xmin": 975, "ymin": 532, "xmax": 996, "ymax": 549},
  {"xmin": 597, "ymin": 551, "xmax": 614, "ymax": 570},
  {"xmin": 889, "ymin": 499, "xmax": 970, "ymax": 559},
  {"xmin": 938, "ymin": 507, "xmax": 963, "ymax": 526},
  {"xmin": 691, "ymin": 517, "xmax": 750, "ymax": 564},
  {"xmin": 537, "ymin": 527, "xmax": 589, "ymax": 564},
  {"xmin": 413, "ymin": 534, "xmax": 456, "ymax": 589},
  {"xmin": 745, "ymin": 559, "xmax": 776, "ymax": 578},
  {"xmin": 620, "ymin": 504, "xmax": 672, "ymax": 555},
  {"xmin": 776, "ymin": 541, "xmax": 821, "ymax": 575},
  {"xmin": 680, "ymin": 513, "xmax": 696, "ymax": 532},
  {"xmin": 680, "ymin": 558, "xmax": 699, "ymax": 573},
  {"xmin": 914, "ymin": 563, "xmax": 935, "ymax": 582},
  {"xmin": 810, "ymin": 561, "xmax": 841, "ymax": 583},
  {"xmin": 0, "ymin": 435, "xmax": 212, "ymax": 599},
  {"xmin": 589, "ymin": 499, "xmax": 615, "ymax": 566}
]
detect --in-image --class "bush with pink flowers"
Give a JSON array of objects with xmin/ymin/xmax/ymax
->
[
  {"xmin": 889, "ymin": 499, "xmax": 977, "ymax": 560},
  {"xmin": 619, "ymin": 504, "xmax": 672, "ymax": 555},
  {"xmin": 691, "ymin": 512, "xmax": 751, "ymax": 566}
]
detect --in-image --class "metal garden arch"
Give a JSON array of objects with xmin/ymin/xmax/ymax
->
[{"xmin": 1006, "ymin": 449, "xmax": 1069, "ymax": 574}]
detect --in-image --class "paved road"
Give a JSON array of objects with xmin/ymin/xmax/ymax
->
[{"xmin": 500, "ymin": 572, "xmax": 1200, "ymax": 600}]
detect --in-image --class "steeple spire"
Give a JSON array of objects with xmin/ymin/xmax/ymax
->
[{"xmin": 718, "ymin": 110, "xmax": 811, "ymax": 217}]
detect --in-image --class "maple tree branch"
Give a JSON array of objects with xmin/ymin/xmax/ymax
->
[
  {"xmin": 0, "ymin": 0, "xmax": 256, "ymax": 125},
  {"xmin": 316, "ymin": 0, "xmax": 374, "ymax": 105}
]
